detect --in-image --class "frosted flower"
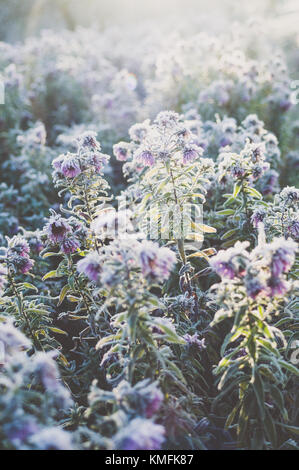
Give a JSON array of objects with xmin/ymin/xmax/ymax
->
[
  {"xmin": 115, "ymin": 418, "xmax": 165, "ymax": 450},
  {"xmin": 52, "ymin": 154, "xmax": 65, "ymax": 171},
  {"xmin": 135, "ymin": 148, "xmax": 155, "ymax": 167},
  {"xmin": 0, "ymin": 318, "xmax": 31, "ymax": 354},
  {"xmin": 154, "ymin": 111, "xmax": 180, "ymax": 128},
  {"xmin": 245, "ymin": 276, "xmax": 267, "ymax": 299},
  {"xmin": 8, "ymin": 236, "xmax": 30, "ymax": 257},
  {"xmin": 288, "ymin": 220, "xmax": 299, "ymax": 240},
  {"xmin": 183, "ymin": 333, "xmax": 206, "ymax": 350},
  {"xmin": 139, "ymin": 241, "xmax": 176, "ymax": 282},
  {"xmin": 60, "ymin": 236, "xmax": 80, "ymax": 254},
  {"xmin": 32, "ymin": 351, "xmax": 72, "ymax": 408},
  {"xmin": 251, "ymin": 209, "xmax": 266, "ymax": 228},
  {"xmin": 210, "ymin": 242, "xmax": 250, "ymax": 279},
  {"xmin": 77, "ymin": 131, "xmax": 101, "ymax": 152},
  {"xmin": 60, "ymin": 153, "xmax": 81, "ymax": 178},
  {"xmin": 182, "ymin": 144, "xmax": 203, "ymax": 165},
  {"xmin": 6, "ymin": 419, "xmax": 39, "ymax": 447},
  {"xmin": 113, "ymin": 142, "xmax": 131, "ymax": 161},
  {"xmin": 267, "ymin": 277, "xmax": 289, "ymax": 297},
  {"xmin": 77, "ymin": 251, "xmax": 101, "ymax": 282},
  {"xmin": 29, "ymin": 427, "xmax": 73, "ymax": 450},
  {"xmin": 279, "ymin": 186, "xmax": 299, "ymax": 205},
  {"xmin": 270, "ymin": 238, "xmax": 297, "ymax": 277},
  {"xmin": 10, "ymin": 255, "xmax": 34, "ymax": 274},
  {"xmin": 45, "ymin": 213, "xmax": 71, "ymax": 243},
  {"xmin": 129, "ymin": 120, "xmax": 150, "ymax": 142}
]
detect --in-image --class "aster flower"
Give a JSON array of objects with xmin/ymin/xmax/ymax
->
[
  {"xmin": 129, "ymin": 120, "xmax": 150, "ymax": 142},
  {"xmin": 77, "ymin": 131, "xmax": 101, "ymax": 152},
  {"xmin": 135, "ymin": 148, "xmax": 155, "ymax": 167},
  {"xmin": 8, "ymin": 236, "xmax": 30, "ymax": 257},
  {"xmin": 267, "ymin": 277, "xmax": 289, "ymax": 297},
  {"xmin": 10, "ymin": 255, "xmax": 34, "ymax": 274},
  {"xmin": 115, "ymin": 418, "xmax": 165, "ymax": 450},
  {"xmin": 60, "ymin": 153, "xmax": 81, "ymax": 178},
  {"xmin": 251, "ymin": 209, "xmax": 266, "ymax": 228},
  {"xmin": 270, "ymin": 238, "xmax": 297, "ymax": 277},
  {"xmin": 45, "ymin": 213, "xmax": 71, "ymax": 243},
  {"xmin": 245, "ymin": 275, "xmax": 267, "ymax": 299},
  {"xmin": 60, "ymin": 236, "xmax": 80, "ymax": 254},
  {"xmin": 77, "ymin": 251, "xmax": 101, "ymax": 282},
  {"xmin": 210, "ymin": 242, "xmax": 250, "ymax": 279},
  {"xmin": 0, "ymin": 318, "xmax": 31, "ymax": 355},
  {"xmin": 288, "ymin": 219, "xmax": 299, "ymax": 240},
  {"xmin": 182, "ymin": 144, "xmax": 202, "ymax": 165},
  {"xmin": 154, "ymin": 111, "xmax": 180, "ymax": 128},
  {"xmin": 113, "ymin": 142, "xmax": 131, "ymax": 161},
  {"xmin": 51, "ymin": 154, "xmax": 65, "ymax": 172},
  {"xmin": 139, "ymin": 241, "xmax": 176, "ymax": 282},
  {"xmin": 279, "ymin": 186, "xmax": 299, "ymax": 205}
]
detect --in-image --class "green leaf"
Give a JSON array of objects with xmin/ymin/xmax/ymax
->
[
  {"xmin": 22, "ymin": 283, "xmax": 38, "ymax": 292},
  {"xmin": 277, "ymin": 359, "xmax": 299, "ymax": 376},
  {"xmin": 48, "ymin": 327, "xmax": 68, "ymax": 336},
  {"xmin": 58, "ymin": 285, "xmax": 69, "ymax": 306},
  {"xmin": 252, "ymin": 368, "xmax": 265, "ymax": 420},
  {"xmin": 233, "ymin": 183, "xmax": 241, "ymax": 198},
  {"xmin": 42, "ymin": 270, "xmax": 61, "ymax": 281},
  {"xmin": 246, "ymin": 186, "xmax": 262, "ymax": 199},
  {"xmin": 216, "ymin": 209, "xmax": 235, "ymax": 216}
]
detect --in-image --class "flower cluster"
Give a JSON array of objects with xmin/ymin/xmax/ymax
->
[{"xmin": 5, "ymin": 236, "xmax": 34, "ymax": 274}]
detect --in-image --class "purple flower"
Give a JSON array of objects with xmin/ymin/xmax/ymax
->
[
  {"xmin": 136, "ymin": 148, "xmax": 155, "ymax": 167},
  {"xmin": 115, "ymin": 418, "xmax": 165, "ymax": 450},
  {"xmin": 8, "ymin": 236, "xmax": 30, "ymax": 257},
  {"xmin": 144, "ymin": 389, "xmax": 164, "ymax": 418},
  {"xmin": 6, "ymin": 419, "xmax": 40, "ymax": 446},
  {"xmin": 182, "ymin": 145, "xmax": 202, "ymax": 165},
  {"xmin": 45, "ymin": 214, "xmax": 71, "ymax": 243},
  {"xmin": 231, "ymin": 164, "xmax": 246, "ymax": 179},
  {"xmin": 210, "ymin": 258, "xmax": 235, "ymax": 279},
  {"xmin": 288, "ymin": 220, "xmax": 299, "ymax": 240},
  {"xmin": 220, "ymin": 136, "xmax": 232, "ymax": 147},
  {"xmin": 139, "ymin": 241, "xmax": 176, "ymax": 282},
  {"xmin": 77, "ymin": 131, "xmax": 101, "ymax": 152},
  {"xmin": 245, "ymin": 276, "xmax": 267, "ymax": 299},
  {"xmin": 267, "ymin": 277, "xmax": 289, "ymax": 297},
  {"xmin": 183, "ymin": 333, "xmax": 206, "ymax": 350},
  {"xmin": 271, "ymin": 239, "xmax": 297, "ymax": 277},
  {"xmin": 210, "ymin": 242, "xmax": 250, "ymax": 279},
  {"xmin": 12, "ymin": 255, "xmax": 34, "ymax": 274},
  {"xmin": 77, "ymin": 251, "xmax": 101, "ymax": 282},
  {"xmin": 113, "ymin": 142, "xmax": 131, "ymax": 161},
  {"xmin": 129, "ymin": 120, "xmax": 150, "ymax": 142},
  {"xmin": 52, "ymin": 154, "xmax": 65, "ymax": 171},
  {"xmin": 0, "ymin": 318, "xmax": 31, "ymax": 353},
  {"xmin": 60, "ymin": 236, "xmax": 80, "ymax": 254},
  {"xmin": 60, "ymin": 153, "xmax": 81, "ymax": 178},
  {"xmin": 251, "ymin": 209, "xmax": 266, "ymax": 228}
]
